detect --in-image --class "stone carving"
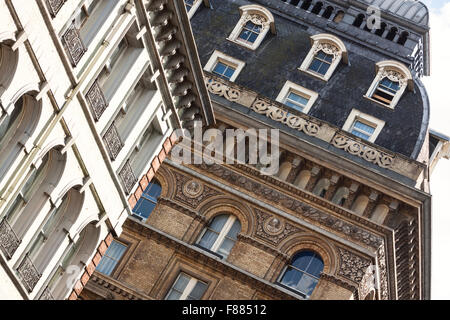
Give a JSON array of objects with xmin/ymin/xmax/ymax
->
[
  {"xmin": 244, "ymin": 14, "xmax": 269, "ymax": 28},
  {"xmin": 358, "ymin": 264, "xmax": 377, "ymax": 300},
  {"xmin": 46, "ymin": 0, "xmax": 66, "ymax": 17},
  {"xmin": 39, "ymin": 287, "xmax": 55, "ymax": 300},
  {"xmin": 205, "ymin": 77, "xmax": 241, "ymax": 101},
  {"xmin": 61, "ymin": 23, "xmax": 86, "ymax": 67},
  {"xmin": 86, "ymin": 80, "xmax": 108, "ymax": 121},
  {"xmin": 0, "ymin": 218, "xmax": 21, "ymax": 259},
  {"xmin": 255, "ymin": 209, "xmax": 301, "ymax": 245},
  {"xmin": 172, "ymin": 171, "xmax": 222, "ymax": 208},
  {"xmin": 17, "ymin": 254, "xmax": 41, "ymax": 293},
  {"xmin": 251, "ymin": 99, "xmax": 321, "ymax": 137},
  {"xmin": 332, "ymin": 134, "xmax": 394, "ymax": 168},
  {"xmin": 380, "ymin": 68, "xmax": 406, "ymax": 86},
  {"xmin": 197, "ymin": 163, "xmax": 383, "ymax": 249},
  {"xmin": 103, "ymin": 122, "xmax": 124, "ymax": 160},
  {"xmin": 119, "ymin": 160, "xmax": 137, "ymax": 195},
  {"xmin": 337, "ymin": 248, "xmax": 372, "ymax": 283},
  {"xmin": 376, "ymin": 244, "xmax": 389, "ymax": 300},
  {"xmin": 182, "ymin": 180, "xmax": 204, "ymax": 198},
  {"xmin": 313, "ymin": 42, "xmax": 341, "ymax": 61}
]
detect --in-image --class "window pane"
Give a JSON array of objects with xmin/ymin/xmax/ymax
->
[
  {"xmin": 173, "ymin": 274, "xmax": 190, "ymax": 292},
  {"xmin": 354, "ymin": 121, "xmax": 375, "ymax": 134},
  {"xmin": 291, "ymin": 251, "xmax": 313, "ymax": 270},
  {"xmin": 96, "ymin": 241, "xmax": 127, "ymax": 275},
  {"xmin": 226, "ymin": 219, "xmax": 241, "ymax": 240},
  {"xmin": 318, "ymin": 62, "xmax": 330, "ymax": 75},
  {"xmin": 166, "ymin": 290, "xmax": 182, "ymax": 300},
  {"xmin": 285, "ymin": 100, "xmax": 304, "ymax": 112},
  {"xmin": 306, "ymin": 255, "xmax": 324, "ymax": 278},
  {"xmin": 308, "ymin": 59, "xmax": 321, "ymax": 73},
  {"xmin": 218, "ymin": 238, "xmax": 235, "ymax": 257},
  {"xmin": 198, "ymin": 229, "xmax": 219, "ymax": 250},
  {"xmin": 248, "ymin": 32, "xmax": 259, "ymax": 43},
  {"xmin": 145, "ymin": 181, "xmax": 162, "ymax": 200},
  {"xmin": 288, "ymin": 92, "xmax": 309, "ymax": 106},
  {"xmin": 132, "ymin": 198, "xmax": 156, "ymax": 220},
  {"xmin": 209, "ymin": 215, "xmax": 228, "ymax": 232},
  {"xmin": 297, "ymin": 274, "xmax": 318, "ymax": 297},
  {"xmin": 188, "ymin": 281, "xmax": 207, "ymax": 300},
  {"xmin": 352, "ymin": 130, "xmax": 371, "ymax": 140},
  {"xmin": 224, "ymin": 67, "xmax": 235, "ymax": 79},
  {"xmin": 280, "ymin": 267, "xmax": 302, "ymax": 287},
  {"xmin": 213, "ymin": 62, "xmax": 227, "ymax": 75}
]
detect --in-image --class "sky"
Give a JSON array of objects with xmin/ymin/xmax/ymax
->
[{"xmin": 420, "ymin": 0, "xmax": 450, "ymax": 300}]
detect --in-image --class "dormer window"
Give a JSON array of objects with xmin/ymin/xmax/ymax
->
[
  {"xmin": 276, "ymin": 81, "xmax": 318, "ymax": 114},
  {"xmin": 227, "ymin": 5, "xmax": 275, "ymax": 50},
  {"xmin": 343, "ymin": 109, "xmax": 385, "ymax": 143},
  {"xmin": 299, "ymin": 33, "xmax": 348, "ymax": 81},
  {"xmin": 365, "ymin": 60, "xmax": 413, "ymax": 108},
  {"xmin": 204, "ymin": 50, "xmax": 245, "ymax": 82}
]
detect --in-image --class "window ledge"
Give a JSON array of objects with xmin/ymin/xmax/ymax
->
[
  {"xmin": 297, "ymin": 67, "xmax": 328, "ymax": 82},
  {"xmin": 226, "ymin": 37, "xmax": 257, "ymax": 51},
  {"xmin": 363, "ymin": 95, "xmax": 395, "ymax": 110}
]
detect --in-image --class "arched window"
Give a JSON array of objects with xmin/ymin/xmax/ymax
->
[
  {"xmin": 375, "ymin": 22, "xmax": 387, "ymax": 36},
  {"xmin": 279, "ymin": 250, "xmax": 324, "ymax": 298},
  {"xmin": 0, "ymin": 94, "xmax": 42, "ymax": 180},
  {"xmin": 1, "ymin": 147, "xmax": 66, "ymax": 258},
  {"xmin": 322, "ymin": 6, "xmax": 334, "ymax": 19},
  {"xmin": 312, "ymin": 178, "xmax": 330, "ymax": 198},
  {"xmin": 397, "ymin": 31, "xmax": 409, "ymax": 45},
  {"xmin": 41, "ymin": 222, "xmax": 100, "ymax": 300},
  {"xmin": 301, "ymin": 0, "xmax": 312, "ymax": 10},
  {"xmin": 132, "ymin": 180, "xmax": 162, "ymax": 221},
  {"xmin": 227, "ymin": 5, "xmax": 275, "ymax": 50},
  {"xmin": 385, "ymin": 27, "xmax": 398, "ymax": 41},
  {"xmin": 353, "ymin": 14, "xmax": 365, "ymax": 28},
  {"xmin": 299, "ymin": 33, "xmax": 348, "ymax": 81},
  {"xmin": 196, "ymin": 214, "xmax": 241, "ymax": 259},
  {"xmin": 311, "ymin": 2, "xmax": 323, "ymax": 15},
  {"xmin": 0, "ymin": 41, "xmax": 19, "ymax": 97},
  {"xmin": 331, "ymin": 186, "xmax": 349, "ymax": 206},
  {"xmin": 365, "ymin": 60, "xmax": 413, "ymax": 108}
]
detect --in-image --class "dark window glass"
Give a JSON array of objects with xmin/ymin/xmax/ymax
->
[
  {"xmin": 132, "ymin": 180, "xmax": 161, "ymax": 221},
  {"xmin": 308, "ymin": 51, "xmax": 333, "ymax": 75},
  {"xmin": 280, "ymin": 251, "xmax": 324, "ymax": 298},
  {"xmin": 212, "ymin": 62, "xmax": 236, "ymax": 80},
  {"xmin": 96, "ymin": 240, "xmax": 127, "ymax": 276},
  {"xmin": 238, "ymin": 21, "xmax": 262, "ymax": 44}
]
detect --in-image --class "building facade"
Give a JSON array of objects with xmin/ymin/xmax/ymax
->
[
  {"xmin": 84, "ymin": 0, "xmax": 447, "ymax": 300},
  {"xmin": 0, "ymin": 0, "xmax": 213, "ymax": 300}
]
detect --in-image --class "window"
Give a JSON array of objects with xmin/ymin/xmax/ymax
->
[
  {"xmin": 132, "ymin": 180, "xmax": 162, "ymax": 221},
  {"xmin": 212, "ymin": 61, "xmax": 236, "ymax": 80},
  {"xmin": 184, "ymin": 0, "xmax": 202, "ymax": 18},
  {"xmin": 279, "ymin": 251, "xmax": 324, "ymax": 298},
  {"xmin": 308, "ymin": 50, "xmax": 333, "ymax": 75},
  {"xmin": 165, "ymin": 273, "xmax": 208, "ymax": 300},
  {"xmin": 96, "ymin": 240, "xmax": 127, "ymax": 276},
  {"xmin": 299, "ymin": 33, "xmax": 348, "ymax": 81},
  {"xmin": 276, "ymin": 81, "xmax": 318, "ymax": 114},
  {"xmin": 227, "ymin": 5, "xmax": 275, "ymax": 50},
  {"xmin": 365, "ymin": 60, "xmax": 412, "ymax": 108},
  {"xmin": 342, "ymin": 109, "xmax": 385, "ymax": 143},
  {"xmin": 196, "ymin": 214, "xmax": 241, "ymax": 259},
  {"xmin": 204, "ymin": 50, "xmax": 245, "ymax": 82}
]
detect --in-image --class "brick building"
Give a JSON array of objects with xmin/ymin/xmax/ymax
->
[{"xmin": 79, "ymin": 0, "xmax": 450, "ymax": 300}]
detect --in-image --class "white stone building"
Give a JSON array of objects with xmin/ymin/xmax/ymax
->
[{"xmin": 0, "ymin": 0, "xmax": 213, "ymax": 300}]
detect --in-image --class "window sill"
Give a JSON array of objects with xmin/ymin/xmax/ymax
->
[
  {"xmin": 226, "ymin": 37, "xmax": 258, "ymax": 51},
  {"xmin": 297, "ymin": 68, "xmax": 329, "ymax": 82},
  {"xmin": 193, "ymin": 244, "xmax": 224, "ymax": 260},
  {"xmin": 363, "ymin": 95, "xmax": 395, "ymax": 110}
]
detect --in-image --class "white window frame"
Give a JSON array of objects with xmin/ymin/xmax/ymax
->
[
  {"xmin": 364, "ymin": 60, "xmax": 413, "ymax": 109},
  {"xmin": 342, "ymin": 109, "xmax": 385, "ymax": 143},
  {"xmin": 165, "ymin": 273, "xmax": 207, "ymax": 300},
  {"xmin": 184, "ymin": 0, "xmax": 203, "ymax": 19},
  {"xmin": 276, "ymin": 81, "xmax": 318, "ymax": 114},
  {"xmin": 227, "ymin": 5, "xmax": 275, "ymax": 50},
  {"xmin": 204, "ymin": 50, "xmax": 245, "ymax": 82},
  {"xmin": 299, "ymin": 33, "xmax": 348, "ymax": 82}
]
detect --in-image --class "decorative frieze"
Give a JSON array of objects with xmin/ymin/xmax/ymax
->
[
  {"xmin": 196, "ymin": 163, "xmax": 384, "ymax": 249},
  {"xmin": 119, "ymin": 160, "xmax": 138, "ymax": 195},
  {"xmin": 103, "ymin": 123, "xmax": 124, "ymax": 161},
  {"xmin": 251, "ymin": 99, "xmax": 321, "ymax": 137},
  {"xmin": 254, "ymin": 209, "xmax": 302, "ymax": 245},
  {"xmin": 17, "ymin": 254, "xmax": 41, "ymax": 293},
  {"xmin": 337, "ymin": 247, "xmax": 372, "ymax": 283},
  {"xmin": 61, "ymin": 23, "xmax": 86, "ymax": 67},
  {"xmin": 46, "ymin": 0, "xmax": 66, "ymax": 17},
  {"xmin": 205, "ymin": 77, "xmax": 241, "ymax": 102},
  {"xmin": 0, "ymin": 218, "xmax": 21, "ymax": 259},
  {"xmin": 86, "ymin": 80, "xmax": 108, "ymax": 121},
  {"xmin": 331, "ymin": 134, "xmax": 394, "ymax": 168}
]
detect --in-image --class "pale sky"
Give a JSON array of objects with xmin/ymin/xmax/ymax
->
[{"xmin": 421, "ymin": 0, "xmax": 450, "ymax": 300}]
